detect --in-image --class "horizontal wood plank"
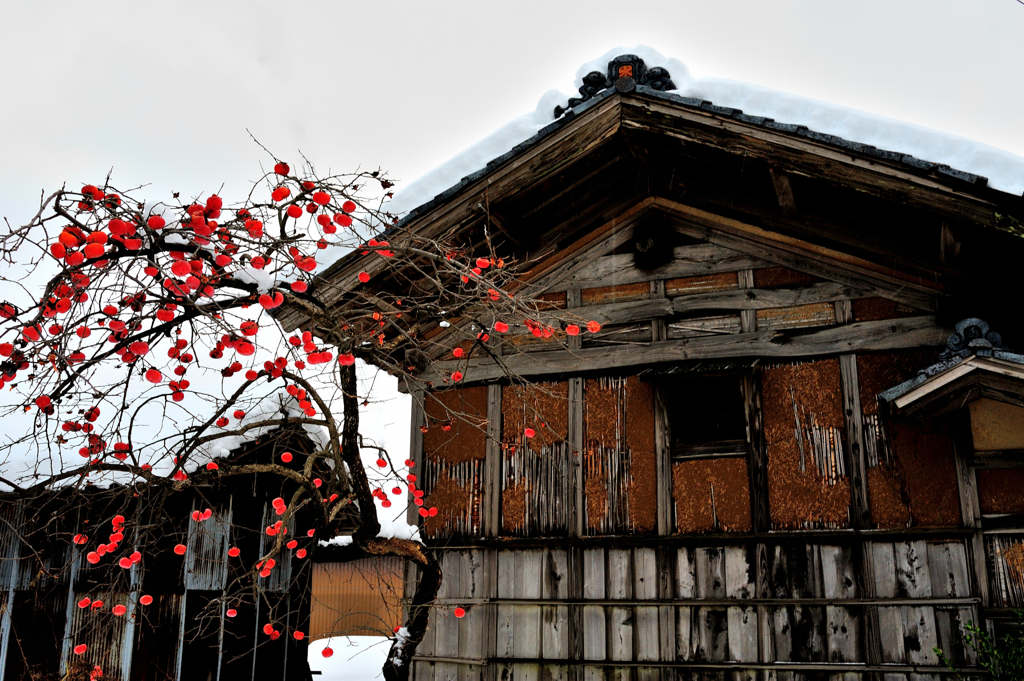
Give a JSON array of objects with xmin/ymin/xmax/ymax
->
[
  {"xmin": 544, "ymin": 244, "xmax": 772, "ymax": 292},
  {"xmin": 413, "ymin": 316, "xmax": 948, "ymax": 387}
]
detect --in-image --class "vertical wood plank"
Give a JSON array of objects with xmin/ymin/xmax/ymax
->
[
  {"xmin": 635, "ymin": 606, "xmax": 661, "ymax": 661},
  {"xmin": 738, "ymin": 270, "xmax": 757, "ymax": 334},
  {"xmin": 769, "ymin": 606, "xmax": 793, "ymax": 662},
  {"xmin": 484, "ymin": 385, "xmax": 503, "ymax": 538},
  {"xmin": 541, "ymin": 605, "xmax": 569, "ymax": 660},
  {"xmin": 634, "ymin": 548, "xmax": 658, "ymax": 600},
  {"xmin": 584, "ymin": 549, "xmax": 606, "ymax": 600},
  {"xmin": 408, "ymin": 388, "xmax": 426, "ymax": 528},
  {"xmin": 697, "ymin": 607, "xmax": 729, "ymax": 662},
  {"xmin": 836, "ymin": 303, "xmax": 870, "ymax": 529},
  {"xmin": 568, "ymin": 376, "xmax": 585, "ymax": 540},
  {"xmin": 820, "ymin": 545, "xmax": 858, "ymax": 599},
  {"xmin": 927, "ymin": 541, "xmax": 970, "ymax": 598},
  {"xmin": 952, "ymin": 421, "xmax": 989, "ymax": 605},
  {"xmin": 676, "ymin": 606, "xmax": 693, "ymax": 661},
  {"xmin": 513, "ymin": 605, "xmax": 542, "ymax": 660},
  {"xmin": 894, "ymin": 541, "xmax": 932, "ymax": 598},
  {"xmin": 514, "ymin": 551, "xmax": 543, "ymax": 659},
  {"xmin": 608, "ymin": 606, "xmax": 634, "ymax": 661},
  {"xmin": 582, "ymin": 606, "xmax": 607, "ymax": 661},
  {"xmin": 460, "ymin": 604, "xmax": 486, "ymax": 660},
  {"xmin": 419, "ymin": 605, "xmax": 437, "ymax": 657},
  {"xmin": 695, "ymin": 547, "xmax": 726, "ymax": 599},
  {"xmin": 724, "ymin": 546, "xmax": 754, "ymax": 599},
  {"xmin": 659, "ymin": 605, "xmax": 676, "ymax": 663},
  {"xmin": 826, "ymin": 606, "xmax": 861, "ymax": 663},
  {"xmin": 607, "ymin": 549, "xmax": 632, "ymax": 599},
  {"xmin": 877, "ymin": 606, "xmax": 906, "ymax": 663},
  {"xmin": 498, "ymin": 551, "xmax": 516, "ymax": 599},
  {"xmin": 568, "ymin": 547, "xmax": 584, "ymax": 666},
  {"xmin": 743, "ymin": 370, "xmax": 770, "ymax": 535},
  {"xmin": 544, "ymin": 549, "xmax": 570, "ymax": 600},
  {"xmin": 496, "ymin": 603, "xmax": 515, "ymax": 658},
  {"xmin": 901, "ymin": 605, "xmax": 939, "ymax": 665},
  {"xmin": 727, "ymin": 605, "xmax": 758, "ymax": 662},
  {"xmin": 654, "ymin": 385, "xmax": 673, "ymax": 536},
  {"xmin": 676, "ymin": 548, "xmax": 696, "ymax": 599},
  {"xmin": 872, "ymin": 543, "xmax": 897, "ymax": 598},
  {"xmin": 650, "ymin": 279, "xmax": 667, "ymax": 342}
]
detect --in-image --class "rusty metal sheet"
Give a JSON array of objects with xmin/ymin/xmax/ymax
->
[
  {"xmin": 309, "ymin": 558, "xmax": 404, "ymax": 638},
  {"xmin": 184, "ymin": 500, "xmax": 233, "ymax": 591}
]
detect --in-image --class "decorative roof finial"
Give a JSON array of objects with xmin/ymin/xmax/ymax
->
[
  {"xmin": 554, "ymin": 55, "xmax": 676, "ymax": 118},
  {"xmin": 939, "ymin": 317, "xmax": 1005, "ymax": 360}
]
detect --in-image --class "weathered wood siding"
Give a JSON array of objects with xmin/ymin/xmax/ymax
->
[
  {"xmin": 407, "ymin": 228, "xmax": 994, "ymax": 679},
  {"xmin": 411, "ymin": 538, "xmax": 978, "ymax": 679}
]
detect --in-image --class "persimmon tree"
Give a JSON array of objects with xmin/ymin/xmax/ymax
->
[{"xmin": 0, "ymin": 159, "xmax": 601, "ymax": 680}]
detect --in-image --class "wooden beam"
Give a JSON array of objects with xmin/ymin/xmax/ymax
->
[
  {"xmin": 413, "ymin": 316, "xmax": 949, "ymax": 387},
  {"xmin": 953, "ymin": 415, "xmax": 990, "ymax": 606},
  {"xmin": 940, "ymin": 222, "xmax": 961, "ymax": 265},
  {"xmin": 407, "ymin": 389, "xmax": 426, "ymax": 529},
  {"xmin": 742, "ymin": 371, "xmax": 770, "ymax": 534},
  {"xmin": 622, "ymin": 98, "xmax": 998, "ymax": 224},
  {"xmin": 654, "ymin": 197, "xmax": 942, "ymax": 312},
  {"xmin": 654, "ymin": 386, "xmax": 672, "ymax": 535},
  {"xmin": 543, "ymin": 243, "xmax": 771, "ymax": 292},
  {"xmin": 568, "ymin": 377, "xmax": 585, "ymax": 539},
  {"xmin": 483, "ymin": 384, "xmax": 503, "ymax": 538},
  {"xmin": 835, "ymin": 299, "xmax": 871, "ymax": 531},
  {"xmin": 279, "ymin": 97, "xmax": 625, "ymax": 333},
  {"xmin": 769, "ymin": 168, "xmax": 798, "ymax": 216}
]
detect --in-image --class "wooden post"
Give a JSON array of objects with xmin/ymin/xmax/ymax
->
[
  {"xmin": 568, "ymin": 377, "xmax": 585, "ymax": 539},
  {"xmin": 408, "ymin": 389, "xmax": 426, "ymax": 530},
  {"xmin": 835, "ymin": 300, "xmax": 870, "ymax": 529},
  {"xmin": 738, "ymin": 270, "xmax": 769, "ymax": 529},
  {"xmin": 567, "ymin": 287, "xmax": 583, "ymax": 351},
  {"xmin": 953, "ymin": 414, "xmax": 990, "ymax": 607},
  {"xmin": 654, "ymin": 386, "xmax": 673, "ymax": 536},
  {"xmin": 742, "ymin": 372, "xmax": 770, "ymax": 535},
  {"xmin": 405, "ymin": 388, "xmax": 427, "ymax": 619},
  {"xmin": 484, "ymin": 385, "xmax": 503, "ymax": 538},
  {"xmin": 650, "ymin": 279, "xmax": 667, "ymax": 343}
]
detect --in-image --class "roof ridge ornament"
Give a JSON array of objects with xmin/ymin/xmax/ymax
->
[
  {"xmin": 940, "ymin": 317, "xmax": 1005, "ymax": 361},
  {"xmin": 554, "ymin": 54, "xmax": 676, "ymax": 118}
]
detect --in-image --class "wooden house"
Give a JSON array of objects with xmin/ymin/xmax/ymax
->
[
  {"xmin": 280, "ymin": 54, "xmax": 1024, "ymax": 680},
  {"xmin": 0, "ymin": 423, "xmax": 347, "ymax": 681}
]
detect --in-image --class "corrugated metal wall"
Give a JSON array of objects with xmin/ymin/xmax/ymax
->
[{"xmin": 309, "ymin": 558, "xmax": 404, "ymax": 639}]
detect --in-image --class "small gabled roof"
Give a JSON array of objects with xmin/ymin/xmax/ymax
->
[{"xmin": 880, "ymin": 318, "xmax": 1024, "ymax": 417}]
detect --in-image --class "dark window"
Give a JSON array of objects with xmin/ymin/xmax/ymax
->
[{"xmin": 663, "ymin": 375, "xmax": 747, "ymax": 458}]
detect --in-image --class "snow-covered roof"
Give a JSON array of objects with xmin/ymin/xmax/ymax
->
[{"xmin": 384, "ymin": 45, "xmax": 1024, "ymax": 227}]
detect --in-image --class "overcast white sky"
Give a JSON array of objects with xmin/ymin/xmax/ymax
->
[
  {"xmin": 3, "ymin": 0, "xmax": 1024, "ymax": 223},
  {"xmin": 3, "ymin": 0, "xmax": 1024, "ymax": 448}
]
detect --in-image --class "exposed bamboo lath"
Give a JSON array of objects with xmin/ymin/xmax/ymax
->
[
  {"xmin": 501, "ymin": 382, "xmax": 571, "ymax": 536},
  {"xmin": 989, "ymin": 535, "xmax": 1024, "ymax": 608},
  {"xmin": 762, "ymin": 359, "xmax": 851, "ymax": 529},
  {"xmin": 501, "ymin": 442, "xmax": 573, "ymax": 536},
  {"xmin": 583, "ymin": 376, "xmax": 657, "ymax": 535},
  {"xmin": 421, "ymin": 460, "xmax": 484, "ymax": 537}
]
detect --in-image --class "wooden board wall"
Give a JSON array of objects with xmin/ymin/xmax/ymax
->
[{"xmin": 411, "ymin": 538, "xmax": 979, "ymax": 680}]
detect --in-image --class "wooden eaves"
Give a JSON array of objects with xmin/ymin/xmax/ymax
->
[{"xmin": 277, "ymin": 84, "xmax": 1024, "ymax": 377}]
